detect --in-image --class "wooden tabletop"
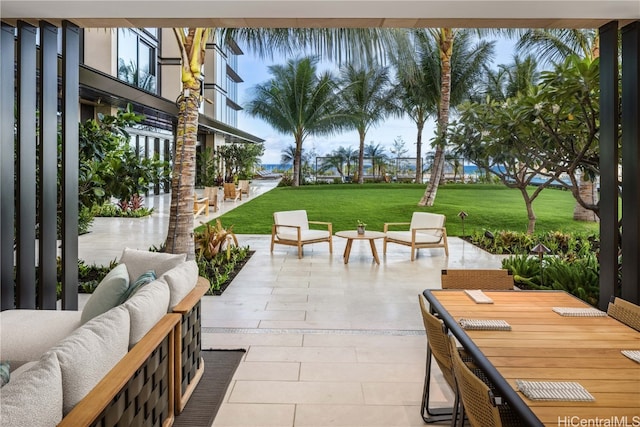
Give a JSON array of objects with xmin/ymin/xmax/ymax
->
[
  {"xmin": 424, "ymin": 290, "xmax": 640, "ymax": 426},
  {"xmin": 335, "ymin": 230, "xmax": 386, "ymax": 239}
]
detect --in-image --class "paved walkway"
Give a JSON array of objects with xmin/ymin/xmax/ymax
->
[{"xmin": 78, "ymin": 180, "xmax": 504, "ymax": 427}]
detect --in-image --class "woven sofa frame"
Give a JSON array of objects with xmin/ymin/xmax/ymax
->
[
  {"xmin": 59, "ymin": 313, "xmax": 181, "ymax": 427},
  {"xmin": 172, "ymin": 277, "xmax": 209, "ymax": 412}
]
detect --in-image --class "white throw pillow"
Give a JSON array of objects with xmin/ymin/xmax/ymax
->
[
  {"xmin": 162, "ymin": 260, "xmax": 199, "ymax": 311},
  {"xmin": 119, "ymin": 248, "xmax": 187, "ymax": 283},
  {"xmin": 53, "ymin": 305, "xmax": 130, "ymax": 415},
  {"xmin": 121, "ymin": 278, "xmax": 170, "ymax": 347},
  {"xmin": 0, "ymin": 351, "xmax": 63, "ymax": 426},
  {"xmin": 80, "ymin": 263, "xmax": 130, "ymax": 323}
]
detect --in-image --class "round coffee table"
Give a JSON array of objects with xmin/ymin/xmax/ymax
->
[{"xmin": 335, "ymin": 230, "xmax": 386, "ymax": 264}]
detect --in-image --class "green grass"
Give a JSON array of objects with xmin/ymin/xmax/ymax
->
[{"xmin": 209, "ymin": 183, "xmax": 600, "ymax": 237}]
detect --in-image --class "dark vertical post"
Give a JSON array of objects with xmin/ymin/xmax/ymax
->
[
  {"xmin": 164, "ymin": 137, "xmax": 171, "ymax": 193},
  {"xmin": 144, "ymin": 135, "xmax": 150, "ymax": 196},
  {"xmin": 154, "ymin": 137, "xmax": 161, "ymax": 195},
  {"xmin": 621, "ymin": 21, "xmax": 640, "ymax": 304},
  {"xmin": 0, "ymin": 24, "xmax": 16, "ymax": 310},
  {"xmin": 16, "ymin": 21, "xmax": 37, "ymax": 309},
  {"xmin": 599, "ymin": 21, "xmax": 620, "ymax": 309},
  {"xmin": 38, "ymin": 22, "xmax": 59, "ymax": 309},
  {"xmin": 61, "ymin": 21, "xmax": 79, "ymax": 310}
]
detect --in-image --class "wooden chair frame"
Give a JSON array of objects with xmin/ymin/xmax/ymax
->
[{"xmin": 384, "ymin": 214, "xmax": 449, "ymax": 261}]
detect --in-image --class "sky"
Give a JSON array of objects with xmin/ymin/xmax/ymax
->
[{"xmin": 235, "ymin": 36, "xmax": 518, "ymax": 165}]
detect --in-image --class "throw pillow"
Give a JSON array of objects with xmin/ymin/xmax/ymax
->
[
  {"xmin": 118, "ymin": 270, "xmax": 156, "ymax": 303},
  {"xmin": 119, "ymin": 247, "xmax": 186, "ymax": 283},
  {"xmin": 80, "ymin": 263, "xmax": 130, "ymax": 324},
  {"xmin": 162, "ymin": 260, "xmax": 199, "ymax": 311},
  {"xmin": 0, "ymin": 361, "xmax": 9, "ymax": 387}
]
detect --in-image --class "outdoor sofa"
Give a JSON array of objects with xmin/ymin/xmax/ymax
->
[{"xmin": 0, "ymin": 248, "xmax": 209, "ymax": 426}]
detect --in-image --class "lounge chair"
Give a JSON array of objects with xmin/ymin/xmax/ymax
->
[
  {"xmin": 270, "ymin": 210, "xmax": 332, "ymax": 258},
  {"xmin": 223, "ymin": 183, "xmax": 241, "ymax": 202},
  {"xmin": 383, "ymin": 212, "xmax": 449, "ymax": 260},
  {"xmin": 193, "ymin": 195, "xmax": 209, "ymax": 218}
]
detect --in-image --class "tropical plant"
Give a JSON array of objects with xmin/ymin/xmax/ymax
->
[
  {"xmin": 337, "ymin": 63, "xmax": 394, "ymax": 184},
  {"xmin": 194, "ymin": 219, "xmax": 239, "ymax": 262},
  {"xmin": 218, "ymin": 142, "xmax": 265, "ymax": 180},
  {"xmin": 363, "ymin": 142, "xmax": 389, "ymax": 180},
  {"xmin": 515, "ymin": 28, "xmax": 600, "ymax": 221},
  {"xmin": 196, "ymin": 146, "xmax": 219, "ymax": 187}
]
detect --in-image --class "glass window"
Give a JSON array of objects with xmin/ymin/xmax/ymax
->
[{"xmin": 117, "ymin": 28, "xmax": 157, "ymax": 93}]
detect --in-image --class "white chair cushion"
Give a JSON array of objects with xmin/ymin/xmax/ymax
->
[
  {"xmin": 386, "ymin": 231, "xmax": 443, "ymax": 244},
  {"xmin": 162, "ymin": 260, "xmax": 199, "ymax": 311},
  {"xmin": 0, "ymin": 309, "xmax": 82, "ymax": 368},
  {"xmin": 277, "ymin": 229, "xmax": 330, "ymax": 242},
  {"xmin": 121, "ymin": 278, "xmax": 170, "ymax": 347},
  {"xmin": 119, "ymin": 247, "xmax": 187, "ymax": 283},
  {"xmin": 52, "ymin": 305, "xmax": 130, "ymax": 415},
  {"xmin": 274, "ymin": 210, "xmax": 309, "ymax": 231},
  {"xmin": 0, "ymin": 351, "xmax": 63, "ymax": 427}
]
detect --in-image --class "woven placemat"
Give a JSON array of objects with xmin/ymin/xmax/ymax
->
[
  {"xmin": 621, "ymin": 350, "xmax": 640, "ymax": 363},
  {"xmin": 459, "ymin": 318, "xmax": 511, "ymax": 331},
  {"xmin": 516, "ymin": 380, "xmax": 595, "ymax": 401},
  {"xmin": 552, "ymin": 307, "xmax": 607, "ymax": 317}
]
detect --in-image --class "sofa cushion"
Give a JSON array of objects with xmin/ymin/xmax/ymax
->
[
  {"xmin": 0, "ymin": 351, "xmax": 63, "ymax": 426},
  {"xmin": 52, "ymin": 305, "xmax": 130, "ymax": 415},
  {"xmin": 0, "ymin": 309, "xmax": 83, "ymax": 368},
  {"xmin": 121, "ymin": 278, "xmax": 170, "ymax": 347},
  {"xmin": 119, "ymin": 247, "xmax": 186, "ymax": 283},
  {"xmin": 119, "ymin": 269, "xmax": 157, "ymax": 303},
  {"xmin": 162, "ymin": 260, "xmax": 199, "ymax": 311},
  {"xmin": 80, "ymin": 263, "xmax": 130, "ymax": 323}
]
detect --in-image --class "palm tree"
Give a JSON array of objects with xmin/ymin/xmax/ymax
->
[
  {"xmin": 335, "ymin": 146, "xmax": 358, "ymax": 179},
  {"xmin": 245, "ymin": 56, "xmax": 347, "ymax": 187},
  {"xmin": 416, "ymin": 29, "xmax": 495, "ymax": 206},
  {"xmin": 516, "ymin": 29, "xmax": 599, "ymax": 222},
  {"xmin": 364, "ymin": 142, "xmax": 389, "ymax": 180},
  {"xmin": 164, "ymin": 28, "xmax": 410, "ymax": 257},
  {"xmin": 338, "ymin": 63, "xmax": 394, "ymax": 184},
  {"xmin": 389, "ymin": 30, "xmax": 439, "ymax": 184},
  {"xmin": 482, "ymin": 54, "xmax": 539, "ymax": 101}
]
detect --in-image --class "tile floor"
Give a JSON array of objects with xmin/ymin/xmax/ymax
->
[{"xmin": 78, "ymin": 180, "xmax": 506, "ymax": 427}]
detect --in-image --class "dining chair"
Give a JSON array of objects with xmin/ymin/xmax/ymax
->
[
  {"xmin": 607, "ymin": 297, "xmax": 640, "ymax": 332},
  {"xmin": 441, "ymin": 269, "xmax": 514, "ymax": 290},
  {"xmin": 448, "ymin": 336, "xmax": 503, "ymax": 427},
  {"xmin": 418, "ymin": 295, "xmax": 461, "ymax": 425}
]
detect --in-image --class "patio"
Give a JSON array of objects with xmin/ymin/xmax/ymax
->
[{"xmin": 78, "ymin": 182, "xmax": 506, "ymax": 427}]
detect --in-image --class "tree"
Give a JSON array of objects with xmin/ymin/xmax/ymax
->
[
  {"xmin": 449, "ymin": 98, "xmax": 561, "ymax": 234},
  {"xmin": 218, "ymin": 142, "xmax": 265, "ymax": 180},
  {"xmin": 245, "ymin": 56, "xmax": 347, "ymax": 188},
  {"xmin": 516, "ymin": 28, "xmax": 600, "ymax": 221},
  {"xmin": 364, "ymin": 142, "xmax": 389, "ymax": 180},
  {"xmin": 389, "ymin": 136, "xmax": 408, "ymax": 179},
  {"xmin": 337, "ymin": 63, "xmax": 394, "ymax": 184},
  {"xmin": 391, "ymin": 30, "xmax": 493, "ymax": 202}
]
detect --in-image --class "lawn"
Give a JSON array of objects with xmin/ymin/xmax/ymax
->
[{"xmin": 210, "ymin": 183, "xmax": 600, "ymax": 237}]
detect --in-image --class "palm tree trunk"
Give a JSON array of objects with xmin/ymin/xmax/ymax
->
[
  {"xmin": 293, "ymin": 135, "xmax": 303, "ymax": 187},
  {"xmin": 357, "ymin": 129, "xmax": 366, "ymax": 184},
  {"xmin": 415, "ymin": 122, "xmax": 424, "ymax": 184},
  {"xmin": 420, "ymin": 28, "xmax": 453, "ymax": 206},
  {"xmin": 165, "ymin": 89, "xmax": 199, "ymax": 259}
]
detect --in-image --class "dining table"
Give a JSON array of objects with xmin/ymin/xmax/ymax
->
[{"xmin": 422, "ymin": 289, "xmax": 640, "ymax": 427}]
